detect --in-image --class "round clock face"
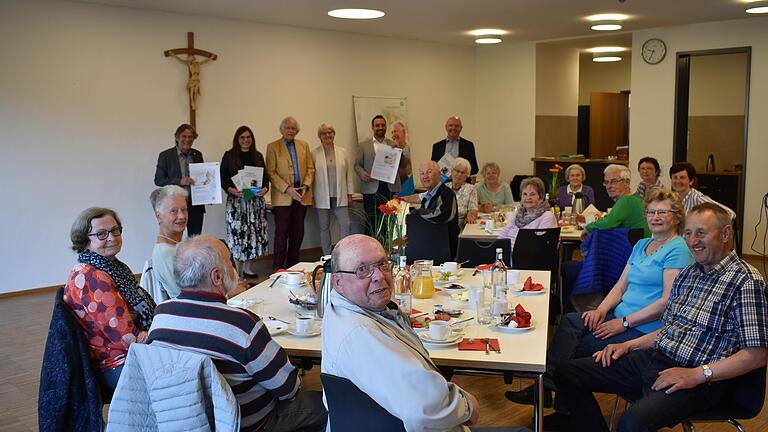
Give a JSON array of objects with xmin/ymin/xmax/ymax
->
[{"xmin": 642, "ymin": 38, "xmax": 667, "ymax": 65}]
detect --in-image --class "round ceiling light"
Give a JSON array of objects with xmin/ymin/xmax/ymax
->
[
  {"xmin": 746, "ymin": 6, "xmax": 768, "ymax": 13},
  {"xmin": 587, "ymin": 13, "xmax": 628, "ymax": 31},
  {"xmin": 328, "ymin": 9, "xmax": 385, "ymax": 19},
  {"xmin": 469, "ymin": 29, "xmax": 506, "ymax": 36},
  {"xmin": 475, "ymin": 36, "xmax": 503, "ymax": 44},
  {"xmin": 593, "ymin": 54, "xmax": 622, "ymax": 63},
  {"xmin": 589, "ymin": 46, "xmax": 627, "ymax": 53},
  {"xmin": 591, "ymin": 21, "xmax": 622, "ymax": 31}
]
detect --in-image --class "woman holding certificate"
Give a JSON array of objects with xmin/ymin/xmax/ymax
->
[{"xmin": 220, "ymin": 125, "xmax": 269, "ymax": 278}]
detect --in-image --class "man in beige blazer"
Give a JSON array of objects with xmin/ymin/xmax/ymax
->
[{"xmin": 266, "ymin": 117, "xmax": 315, "ymax": 270}]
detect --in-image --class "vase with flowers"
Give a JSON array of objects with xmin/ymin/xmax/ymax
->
[
  {"xmin": 547, "ymin": 163, "xmax": 564, "ymax": 197},
  {"xmin": 374, "ymin": 198, "xmax": 409, "ymax": 260}
]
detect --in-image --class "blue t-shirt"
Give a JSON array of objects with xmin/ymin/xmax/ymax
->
[{"xmin": 613, "ymin": 236, "xmax": 694, "ymax": 334}]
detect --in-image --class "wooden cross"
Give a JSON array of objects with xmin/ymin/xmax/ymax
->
[{"xmin": 164, "ymin": 32, "xmax": 218, "ymax": 128}]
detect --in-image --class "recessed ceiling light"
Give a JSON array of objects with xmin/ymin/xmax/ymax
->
[
  {"xmin": 593, "ymin": 55, "xmax": 622, "ymax": 63},
  {"xmin": 746, "ymin": 6, "xmax": 768, "ymax": 13},
  {"xmin": 328, "ymin": 9, "xmax": 385, "ymax": 19},
  {"xmin": 589, "ymin": 46, "xmax": 627, "ymax": 53},
  {"xmin": 591, "ymin": 22, "xmax": 622, "ymax": 31},
  {"xmin": 469, "ymin": 29, "xmax": 506, "ymax": 36},
  {"xmin": 475, "ymin": 36, "xmax": 503, "ymax": 44}
]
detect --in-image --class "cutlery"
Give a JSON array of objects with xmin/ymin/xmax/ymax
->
[
  {"xmin": 410, "ymin": 312, "xmax": 428, "ymax": 319},
  {"xmin": 484, "ymin": 338, "xmax": 490, "ymax": 355},
  {"xmin": 289, "ymin": 290, "xmax": 298, "ymax": 299},
  {"xmin": 268, "ymin": 274, "xmax": 282, "ymax": 288},
  {"xmin": 268, "ymin": 316, "xmax": 291, "ymax": 325},
  {"xmin": 450, "ymin": 317, "xmax": 474, "ymax": 326}
]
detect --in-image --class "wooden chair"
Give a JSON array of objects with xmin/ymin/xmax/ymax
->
[{"xmin": 321, "ymin": 373, "xmax": 405, "ymax": 432}]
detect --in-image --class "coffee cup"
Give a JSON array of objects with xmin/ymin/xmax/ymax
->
[
  {"xmin": 440, "ymin": 261, "xmax": 458, "ymax": 274},
  {"xmin": 429, "ymin": 320, "xmax": 451, "ymax": 341},
  {"xmin": 295, "ymin": 316, "xmax": 314, "ymax": 334},
  {"xmin": 506, "ymin": 270, "xmax": 520, "ymax": 285},
  {"xmin": 282, "ymin": 272, "xmax": 303, "ymax": 285}
]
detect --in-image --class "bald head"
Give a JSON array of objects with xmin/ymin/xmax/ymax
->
[
  {"xmin": 174, "ymin": 235, "xmax": 237, "ymax": 295},
  {"xmin": 331, "ymin": 234, "xmax": 393, "ymax": 311},
  {"xmin": 419, "ymin": 160, "xmax": 441, "ymax": 190},
  {"xmin": 445, "ymin": 116, "xmax": 463, "ymax": 141}
]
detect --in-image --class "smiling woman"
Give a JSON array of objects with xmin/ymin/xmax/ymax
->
[{"xmin": 150, "ymin": 185, "xmax": 189, "ymax": 300}]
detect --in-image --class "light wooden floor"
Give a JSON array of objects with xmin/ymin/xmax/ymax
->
[{"xmin": 2, "ymin": 255, "xmax": 767, "ymax": 431}]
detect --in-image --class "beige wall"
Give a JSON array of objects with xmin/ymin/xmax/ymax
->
[
  {"xmin": 578, "ymin": 52, "xmax": 632, "ymax": 106},
  {"xmin": 0, "ymin": 1, "xmax": 476, "ymax": 294},
  {"xmin": 629, "ymin": 17, "xmax": 768, "ymax": 254},
  {"xmin": 534, "ymin": 44, "xmax": 579, "ymax": 156},
  {"xmin": 689, "ymin": 53, "xmax": 748, "ymax": 116}
]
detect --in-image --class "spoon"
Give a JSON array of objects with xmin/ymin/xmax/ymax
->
[{"xmin": 268, "ymin": 316, "xmax": 291, "ymax": 325}]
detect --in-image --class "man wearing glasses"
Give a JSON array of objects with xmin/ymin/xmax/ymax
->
[
  {"xmin": 321, "ymin": 234, "xmax": 483, "ymax": 431},
  {"xmin": 582, "ymin": 164, "xmax": 650, "ymax": 239}
]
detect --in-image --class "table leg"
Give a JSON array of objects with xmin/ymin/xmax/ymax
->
[{"xmin": 533, "ymin": 373, "xmax": 544, "ymax": 432}]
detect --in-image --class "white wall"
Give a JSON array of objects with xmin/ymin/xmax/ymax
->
[
  {"xmin": 474, "ymin": 43, "xmax": 537, "ymax": 181},
  {"xmin": 0, "ymin": 0, "xmax": 476, "ymax": 294},
  {"xmin": 629, "ymin": 17, "xmax": 768, "ymax": 255},
  {"xmin": 536, "ymin": 44, "xmax": 579, "ymax": 116}
]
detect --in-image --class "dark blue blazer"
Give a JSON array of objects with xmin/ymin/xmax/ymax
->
[
  {"xmin": 431, "ymin": 137, "xmax": 479, "ymax": 175},
  {"xmin": 154, "ymin": 146, "xmax": 205, "ymax": 211}
]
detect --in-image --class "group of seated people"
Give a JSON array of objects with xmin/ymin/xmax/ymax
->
[{"xmin": 51, "ymin": 113, "xmax": 763, "ymax": 432}]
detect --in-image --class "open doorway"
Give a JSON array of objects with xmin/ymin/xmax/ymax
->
[{"xmin": 673, "ymin": 47, "xmax": 750, "ymax": 252}]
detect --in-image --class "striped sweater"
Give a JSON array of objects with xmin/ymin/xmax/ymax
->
[{"xmin": 147, "ymin": 291, "xmax": 299, "ymax": 431}]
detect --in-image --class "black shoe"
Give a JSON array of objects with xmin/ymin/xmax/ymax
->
[
  {"xmin": 242, "ymin": 272, "xmax": 259, "ymax": 279},
  {"xmin": 505, "ymin": 385, "xmax": 553, "ymax": 408},
  {"xmin": 542, "ymin": 412, "xmax": 571, "ymax": 432}
]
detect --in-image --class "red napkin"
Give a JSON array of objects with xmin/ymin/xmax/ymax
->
[
  {"xmin": 410, "ymin": 308, "xmax": 423, "ymax": 315},
  {"xmin": 475, "ymin": 264, "xmax": 492, "ymax": 271},
  {"xmin": 510, "ymin": 304, "xmax": 532, "ymax": 328},
  {"xmin": 522, "ymin": 276, "xmax": 544, "ymax": 292},
  {"xmin": 275, "ymin": 268, "xmax": 304, "ymax": 273},
  {"xmin": 458, "ymin": 338, "xmax": 500, "ymax": 351}
]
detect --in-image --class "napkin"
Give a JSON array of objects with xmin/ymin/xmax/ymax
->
[
  {"xmin": 510, "ymin": 304, "xmax": 532, "ymax": 328},
  {"xmin": 475, "ymin": 264, "xmax": 492, "ymax": 271},
  {"xmin": 458, "ymin": 338, "xmax": 500, "ymax": 351},
  {"xmin": 581, "ymin": 204, "xmax": 600, "ymax": 218},
  {"xmin": 522, "ymin": 276, "xmax": 544, "ymax": 291}
]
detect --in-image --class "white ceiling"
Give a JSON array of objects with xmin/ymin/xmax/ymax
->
[{"xmin": 78, "ymin": 0, "xmax": 762, "ymax": 47}]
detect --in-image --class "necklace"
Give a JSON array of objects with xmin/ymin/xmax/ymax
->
[
  {"xmin": 647, "ymin": 234, "xmax": 674, "ymax": 255},
  {"xmin": 158, "ymin": 234, "xmax": 180, "ymax": 244}
]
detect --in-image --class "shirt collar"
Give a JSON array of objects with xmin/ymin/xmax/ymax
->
[
  {"xmin": 178, "ymin": 290, "xmax": 227, "ymax": 303},
  {"xmin": 176, "ymin": 146, "xmax": 189, "ymax": 157},
  {"xmin": 692, "ymin": 250, "xmax": 739, "ymax": 275}
]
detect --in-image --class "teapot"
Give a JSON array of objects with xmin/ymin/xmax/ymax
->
[{"xmin": 311, "ymin": 255, "xmax": 334, "ymax": 318}]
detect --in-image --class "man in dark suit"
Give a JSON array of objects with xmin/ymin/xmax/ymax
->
[
  {"xmin": 154, "ymin": 123, "xmax": 205, "ymax": 236},
  {"xmin": 431, "ymin": 116, "xmax": 478, "ymax": 176}
]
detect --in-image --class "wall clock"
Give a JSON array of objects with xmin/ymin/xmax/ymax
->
[{"xmin": 642, "ymin": 38, "xmax": 667, "ymax": 65}]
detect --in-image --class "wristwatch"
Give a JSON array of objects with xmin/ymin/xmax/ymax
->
[
  {"xmin": 702, "ymin": 364, "xmax": 713, "ymax": 382},
  {"xmin": 622, "ymin": 317, "xmax": 631, "ymax": 329}
]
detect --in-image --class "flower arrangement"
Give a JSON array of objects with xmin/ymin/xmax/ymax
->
[
  {"xmin": 547, "ymin": 164, "xmax": 564, "ymax": 196},
  {"xmin": 375, "ymin": 198, "xmax": 409, "ymax": 256}
]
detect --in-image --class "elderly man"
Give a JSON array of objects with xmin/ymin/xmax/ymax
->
[
  {"xmin": 355, "ymin": 115, "xmax": 410, "ymax": 235},
  {"xmin": 321, "ymin": 234, "xmax": 481, "ymax": 431},
  {"xmin": 431, "ymin": 116, "xmax": 479, "ymax": 176},
  {"xmin": 549, "ymin": 203, "xmax": 767, "ymax": 432},
  {"xmin": 583, "ymin": 164, "xmax": 650, "ymax": 238},
  {"xmin": 669, "ymin": 162, "xmax": 735, "ymax": 220},
  {"xmin": 147, "ymin": 235, "xmax": 327, "ymax": 431},
  {"xmin": 154, "ymin": 123, "xmax": 205, "ymax": 236},
  {"xmin": 390, "ymin": 121, "xmax": 414, "ymax": 194},
  {"xmin": 266, "ymin": 117, "xmax": 315, "ymax": 270}
]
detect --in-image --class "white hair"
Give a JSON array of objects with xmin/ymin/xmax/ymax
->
[
  {"xmin": 150, "ymin": 185, "xmax": 188, "ymax": 213},
  {"xmin": 605, "ymin": 164, "xmax": 631, "ymax": 181},
  {"xmin": 279, "ymin": 116, "xmax": 300, "ymax": 134},
  {"xmin": 173, "ymin": 235, "xmax": 224, "ymax": 290},
  {"xmin": 452, "ymin": 157, "xmax": 471, "ymax": 173}
]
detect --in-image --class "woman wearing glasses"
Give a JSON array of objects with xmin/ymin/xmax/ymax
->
[
  {"xmin": 507, "ymin": 189, "xmax": 693, "ymax": 410},
  {"xmin": 64, "ymin": 207, "xmax": 156, "ymax": 398}
]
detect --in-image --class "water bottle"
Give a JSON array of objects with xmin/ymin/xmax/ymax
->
[
  {"xmin": 490, "ymin": 248, "xmax": 508, "ymax": 315},
  {"xmin": 393, "ymin": 256, "xmax": 412, "ymax": 314}
]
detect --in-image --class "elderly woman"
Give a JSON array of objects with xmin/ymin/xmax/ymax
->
[
  {"xmin": 445, "ymin": 157, "xmax": 478, "ymax": 226},
  {"xmin": 312, "ymin": 123, "xmax": 355, "ymax": 255},
  {"xmin": 476, "ymin": 162, "xmax": 514, "ymax": 212},
  {"xmin": 506, "ymin": 189, "xmax": 693, "ymax": 408},
  {"xmin": 64, "ymin": 207, "xmax": 155, "ymax": 398},
  {"xmin": 149, "ymin": 185, "xmax": 188, "ymax": 300},
  {"xmin": 555, "ymin": 164, "xmax": 595, "ymax": 209},
  {"xmin": 497, "ymin": 177, "xmax": 558, "ymax": 254},
  {"xmin": 220, "ymin": 125, "xmax": 270, "ymax": 278},
  {"xmin": 636, "ymin": 156, "xmax": 663, "ymax": 200}
]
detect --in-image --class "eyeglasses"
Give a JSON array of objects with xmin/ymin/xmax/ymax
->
[
  {"xmin": 87, "ymin": 226, "xmax": 123, "ymax": 240},
  {"xmin": 602, "ymin": 178, "xmax": 626, "ymax": 186},
  {"xmin": 646, "ymin": 209, "xmax": 671, "ymax": 218},
  {"xmin": 336, "ymin": 260, "xmax": 392, "ymax": 279}
]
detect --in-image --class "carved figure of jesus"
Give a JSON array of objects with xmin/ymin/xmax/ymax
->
[{"xmin": 170, "ymin": 53, "xmax": 213, "ymax": 110}]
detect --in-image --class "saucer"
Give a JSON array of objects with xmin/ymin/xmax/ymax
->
[
  {"xmin": 280, "ymin": 281, "xmax": 308, "ymax": 289},
  {"xmin": 287, "ymin": 325, "xmax": 321, "ymax": 337},
  {"xmin": 493, "ymin": 320, "xmax": 536, "ymax": 333},
  {"xmin": 418, "ymin": 331, "xmax": 463, "ymax": 345},
  {"xmin": 263, "ymin": 319, "xmax": 288, "ymax": 336}
]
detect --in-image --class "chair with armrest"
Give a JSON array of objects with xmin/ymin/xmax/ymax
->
[
  {"xmin": 403, "ymin": 213, "xmax": 455, "ymax": 264},
  {"xmin": 321, "ymin": 373, "xmax": 406, "ymax": 432},
  {"xmin": 681, "ymin": 365, "xmax": 766, "ymax": 432}
]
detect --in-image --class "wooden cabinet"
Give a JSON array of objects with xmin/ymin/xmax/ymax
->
[{"xmin": 696, "ymin": 172, "xmax": 741, "ymax": 215}]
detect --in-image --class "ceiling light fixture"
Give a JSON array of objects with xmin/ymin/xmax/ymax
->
[
  {"xmin": 593, "ymin": 53, "xmax": 622, "ymax": 62},
  {"xmin": 475, "ymin": 35, "xmax": 503, "ymax": 44},
  {"xmin": 328, "ymin": 8, "xmax": 385, "ymax": 19},
  {"xmin": 469, "ymin": 29, "xmax": 506, "ymax": 36},
  {"xmin": 746, "ymin": 5, "xmax": 768, "ymax": 13},
  {"xmin": 589, "ymin": 46, "xmax": 627, "ymax": 53},
  {"xmin": 587, "ymin": 13, "xmax": 628, "ymax": 31}
]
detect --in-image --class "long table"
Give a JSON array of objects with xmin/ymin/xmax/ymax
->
[
  {"xmin": 460, "ymin": 221, "xmax": 583, "ymax": 242},
  {"xmin": 232, "ymin": 263, "xmax": 551, "ymax": 432}
]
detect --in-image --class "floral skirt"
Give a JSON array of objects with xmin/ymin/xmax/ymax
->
[{"xmin": 225, "ymin": 195, "xmax": 268, "ymax": 261}]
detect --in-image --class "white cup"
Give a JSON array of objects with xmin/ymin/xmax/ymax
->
[
  {"xmin": 295, "ymin": 316, "xmax": 314, "ymax": 334},
  {"xmin": 429, "ymin": 320, "xmax": 451, "ymax": 341},
  {"xmin": 506, "ymin": 270, "xmax": 520, "ymax": 285},
  {"xmin": 440, "ymin": 261, "xmax": 458, "ymax": 274},
  {"xmin": 282, "ymin": 272, "xmax": 303, "ymax": 285},
  {"xmin": 485, "ymin": 219, "xmax": 495, "ymax": 230}
]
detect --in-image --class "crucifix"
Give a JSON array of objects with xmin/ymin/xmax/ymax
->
[{"xmin": 164, "ymin": 32, "xmax": 218, "ymax": 128}]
